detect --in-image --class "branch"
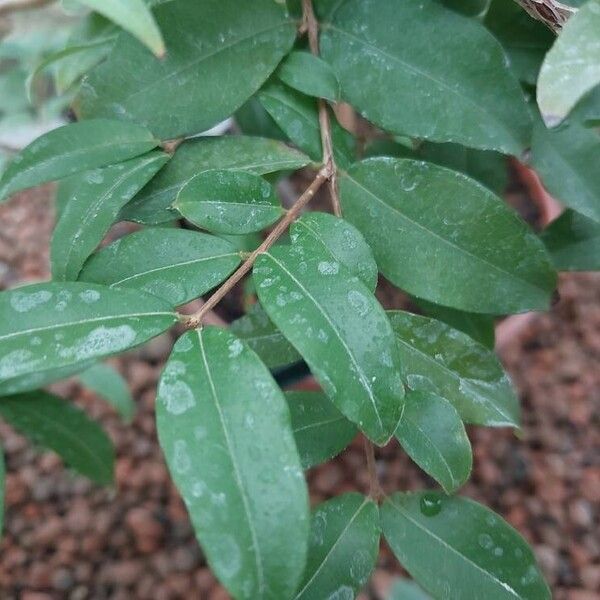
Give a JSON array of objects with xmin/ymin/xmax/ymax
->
[
  {"xmin": 0, "ymin": 0, "xmax": 54, "ymax": 17},
  {"xmin": 363, "ymin": 437, "xmax": 383, "ymax": 501},
  {"xmin": 302, "ymin": 0, "xmax": 341, "ymax": 216},
  {"xmin": 183, "ymin": 166, "xmax": 330, "ymax": 329}
]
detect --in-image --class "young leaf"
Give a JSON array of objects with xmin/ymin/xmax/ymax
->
[
  {"xmin": 286, "ymin": 391, "xmax": 357, "ymax": 469},
  {"xmin": 229, "ymin": 303, "xmax": 301, "ymax": 370},
  {"xmin": 76, "ymin": 0, "xmax": 296, "ymax": 139},
  {"xmin": 254, "ymin": 240, "xmax": 404, "ymax": 445},
  {"xmin": 395, "ymin": 391, "xmax": 472, "ymax": 494},
  {"xmin": 389, "ymin": 578, "xmax": 431, "ymax": 600},
  {"xmin": 76, "ymin": 0, "xmax": 165, "ymax": 58},
  {"xmin": 277, "ymin": 51, "xmax": 340, "ymax": 102},
  {"xmin": 388, "ymin": 311, "xmax": 519, "ymax": 427},
  {"xmin": 51, "ymin": 151, "xmax": 170, "ymax": 281},
  {"xmin": 258, "ymin": 82, "xmax": 356, "ymax": 169},
  {"xmin": 340, "ymin": 158, "xmax": 557, "ymax": 314},
  {"xmin": 78, "ymin": 363, "xmax": 135, "ymax": 422},
  {"xmin": 531, "ymin": 116, "xmax": 600, "ymax": 223},
  {"xmin": 540, "ymin": 210, "xmax": 600, "ymax": 271},
  {"xmin": 381, "ymin": 492, "xmax": 551, "ymax": 599},
  {"xmin": 0, "ymin": 282, "xmax": 177, "ymax": 395},
  {"xmin": 79, "ymin": 228, "xmax": 241, "ymax": 306},
  {"xmin": 320, "ymin": 0, "xmax": 531, "ymax": 154},
  {"xmin": 156, "ymin": 327, "xmax": 309, "ymax": 600},
  {"xmin": 295, "ymin": 493, "xmax": 380, "ymax": 600},
  {"xmin": 121, "ymin": 136, "xmax": 310, "ymax": 224},
  {"xmin": 174, "ymin": 170, "xmax": 282, "ymax": 235},
  {"xmin": 0, "ymin": 120, "xmax": 158, "ymax": 202},
  {"xmin": 537, "ymin": 0, "xmax": 600, "ymax": 126},
  {"xmin": 291, "ymin": 212, "xmax": 379, "ymax": 292},
  {"xmin": 0, "ymin": 391, "xmax": 114, "ymax": 485}
]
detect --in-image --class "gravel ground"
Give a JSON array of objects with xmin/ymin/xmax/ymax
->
[{"xmin": 0, "ymin": 188, "xmax": 598, "ymax": 599}]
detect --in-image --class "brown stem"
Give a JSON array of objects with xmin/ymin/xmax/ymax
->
[
  {"xmin": 0, "ymin": 0, "xmax": 54, "ymax": 16},
  {"xmin": 363, "ymin": 437, "xmax": 383, "ymax": 501},
  {"xmin": 302, "ymin": 0, "xmax": 341, "ymax": 216},
  {"xmin": 184, "ymin": 167, "xmax": 330, "ymax": 329}
]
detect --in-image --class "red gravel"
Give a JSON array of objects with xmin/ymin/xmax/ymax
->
[{"xmin": 0, "ymin": 189, "xmax": 598, "ymax": 599}]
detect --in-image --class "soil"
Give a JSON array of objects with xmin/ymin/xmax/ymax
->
[{"xmin": 0, "ymin": 186, "xmax": 598, "ymax": 600}]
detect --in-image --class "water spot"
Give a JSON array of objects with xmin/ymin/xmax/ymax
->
[
  {"xmin": 318, "ymin": 261, "xmax": 339, "ymax": 275},
  {"xmin": 10, "ymin": 290, "xmax": 52, "ymax": 313},
  {"xmin": 493, "ymin": 546, "xmax": 504, "ymax": 557},
  {"xmin": 191, "ymin": 480, "xmax": 205, "ymax": 498},
  {"xmin": 86, "ymin": 170, "xmax": 104, "ymax": 185},
  {"xmin": 160, "ymin": 379, "xmax": 195, "ymax": 415},
  {"xmin": 227, "ymin": 339, "xmax": 243, "ymax": 358},
  {"xmin": 311, "ymin": 512, "xmax": 327, "ymax": 546},
  {"xmin": 213, "ymin": 535, "xmax": 241, "ymax": 579},
  {"xmin": 211, "ymin": 491, "xmax": 226, "ymax": 506},
  {"xmin": 420, "ymin": 493, "xmax": 442, "ymax": 516},
  {"xmin": 194, "ymin": 425, "xmax": 207, "ymax": 440},
  {"xmin": 59, "ymin": 325, "xmax": 137, "ymax": 361},
  {"xmin": 327, "ymin": 586, "xmax": 353, "ymax": 600},
  {"xmin": 347, "ymin": 290, "xmax": 370, "ymax": 317},
  {"xmin": 173, "ymin": 440, "xmax": 191, "ymax": 474},
  {"xmin": 478, "ymin": 533, "xmax": 494, "ymax": 550},
  {"xmin": 79, "ymin": 289, "xmax": 100, "ymax": 303}
]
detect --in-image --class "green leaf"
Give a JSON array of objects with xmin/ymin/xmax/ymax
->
[
  {"xmin": 78, "ymin": 363, "xmax": 135, "ymax": 422},
  {"xmin": 396, "ymin": 391, "xmax": 472, "ymax": 494},
  {"xmin": 0, "ymin": 120, "xmax": 158, "ymax": 202},
  {"xmin": 484, "ymin": 0, "xmax": 554, "ymax": 85},
  {"xmin": 381, "ymin": 492, "xmax": 551, "ymax": 600},
  {"xmin": 0, "ymin": 391, "xmax": 114, "ymax": 485},
  {"xmin": 77, "ymin": 0, "xmax": 296, "ymax": 139},
  {"xmin": 277, "ymin": 51, "xmax": 340, "ymax": 102},
  {"xmin": 156, "ymin": 327, "xmax": 309, "ymax": 600},
  {"xmin": 531, "ymin": 116, "xmax": 600, "ymax": 223},
  {"xmin": 230, "ymin": 303, "xmax": 301, "ymax": 370},
  {"xmin": 341, "ymin": 158, "xmax": 556, "ymax": 314},
  {"xmin": 537, "ymin": 0, "xmax": 600, "ymax": 126},
  {"xmin": 388, "ymin": 310, "xmax": 519, "ymax": 427},
  {"xmin": 412, "ymin": 298, "xmax": 495, "ymax": 349},
  {"xmin": 438, "ymin": 0, "xmax": 491, "ymax": 18},
  {"xmin": 291, "ymin": 212, "xmax": 378, "ymax": 292},
  {"xmin": 235, "ymin": 98, "xmax": 287, "ymax": 140},
  {"xmin": 540, "ymin": 210, "xmax": 600, "ymax": 271},
  {"xmin": 121, "ymin": 136, "xmax": 310, "ymax": 224},
  {"xmin": 389, "ymin": 578, "xmax": 431, "ymax": 600},
  {"xmin": 254, "ymin": 239, "xmax": 404, "ymax": 445},
  {"xmin": 79, "ymin": 228, "xmax": 241, "ymax": 307},
  {"xmin": 51, "ymin": 151, "xmax": 169, "ymax": 281},
  {"xmin": 286, "ymin": 391, "xmax": 357, "ymax": 469},
  {"xmin": 574, "ymin": 85, "xmax": 600, "ymax": 127},
  {"xmin": 320, "ymin": 0, "xmax": 531, "ymax": 154},
  {"xmin": 0, "ymin": 282, "xmax": 177, "ymax": 395},
  {"xmin": 76, "ymin": 0, "xmax": 165, "ymax": 58},
  {"xmin": 174, "ymin": 170, "xmax": 282, "ymax": 235},
  {"xmin": 294, "ymin": 493, "xmax": 380, "ymax": 600},
  {"xmin": 258, "ymin": 82, "xmax": 356, "ymax": 169}
]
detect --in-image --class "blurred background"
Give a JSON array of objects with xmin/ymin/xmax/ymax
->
[{"xmin": 0, "ymin": 2, "xmax": 598, "ymax": 599}]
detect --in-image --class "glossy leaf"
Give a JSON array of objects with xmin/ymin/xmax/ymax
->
[
  {"xmin": 341, "ymin": 158, "xmax": 556, "ymax": 314},
  {"xmin": 235, "ymin": 98, "xmax": 287, "ymax": 141},
  {"xmin": 320, "ymin": 0, "xmax": 531, "ymax": 154},
  {"xmin": 540, "ymin": 210, "xmax": 600, "ymax": 271},
  {"xmin": 229, "ymin": 303, "xmax": 301, "ymax": 370},
  {"xmin": 413, "ymin": 298, "xmax": 495, "ymax": 349},
  {"xmin": 0, "ymin": 391, "xmax": 114, "ymax": 484},
  {"xmin": 122, "ymin": 136, "xmax": 310, "ymax": 224},
  {"xmin": 174, "ymin": 170, "xmax": 282, "ymax": 235},
  {"xmin": 156, "ymin": 327, "xmax": 309, "ymax": 600},
  {"xmin": 51, "ymin": 151, "xmax": 169, "ymax": 281},
  {"xmin": 79, "ymin": 228, "xmax": 241, "ymax": 306},
  {"xmin": 0, "ymin": 120, "xmax": 158, "ymax": 202},
  {"xmin": 254, "ymin": 239, "xmax": 404, "ymax": 445},
  {"xmin": 484, "ymin": 0, "xmax": 554, "ymax": 85},
  {"xmin": 537, "ymin": 0, "xmax": 600, "ymax": 126},
  {"xmin": 388, "ymin": 310, "xmax": 519, "ymax": 427},
  {"xmin": 291, "ymin": 212, "xmax": 378, "ymax": 291},
  {"xmin": 531, "ymin": 116, "xmax": 600, "ymax": 223},
  {"xmin": 286, "ymin": 391, "xmax": 357, "ymax": 469},
  {"xmin": 396, "ymin": 391, "xmax": 472, "ymax": 494},
  {"xmin": 389, "ymin": 578, "xmax": 431, "ymax": 600},
  {"xmin": 277, "ymin": 51, "xmax": 340, "ymax": 102},
  {"xmin": 0, "ymin": 282, "xmax": 177, "ymax": 395},
  {"xmin": 78, "ymin": 363, "xmax": 135, "ymax": 422},
  {"xmin": 258, "ymin": 82, "xmax": 356, "ymax": 169},
  {"xmin": 438, "ymin": 0, "xmax": 491, "ymax": 18},
  {"xmin": 77, "ymin": 0, "xmax": 296, "ymax": 139},
  {"xmin": 77, "ymin": 0, "xmax": 165, "ymax": 58},
  {"xmin": 294, "ymin": 493, "xmax": 380, "ymax": 600},
  {"xmin": 381, "ymin": 492, "xmax": 551, "ymax": 600}
]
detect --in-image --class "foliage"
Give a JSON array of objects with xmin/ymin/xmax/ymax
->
[{"xmin": 0, "ymin": 0, "xmax": 598, "ymax": 597}]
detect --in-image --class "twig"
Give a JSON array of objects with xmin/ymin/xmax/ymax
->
[
  {"xmin": 302, "ymin": 0, "xmax": 341, "ymax": 216},
  {"xmin": 183, "ymin": 166, "xmax": 330, "ymax": 329},
  {"xmin": 0, "ymin": 0, "xmax": 54, "ymax": 16},
  {"xmin": 363, "ymin": 437, "xmax": 383, "ymax": 501}
]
